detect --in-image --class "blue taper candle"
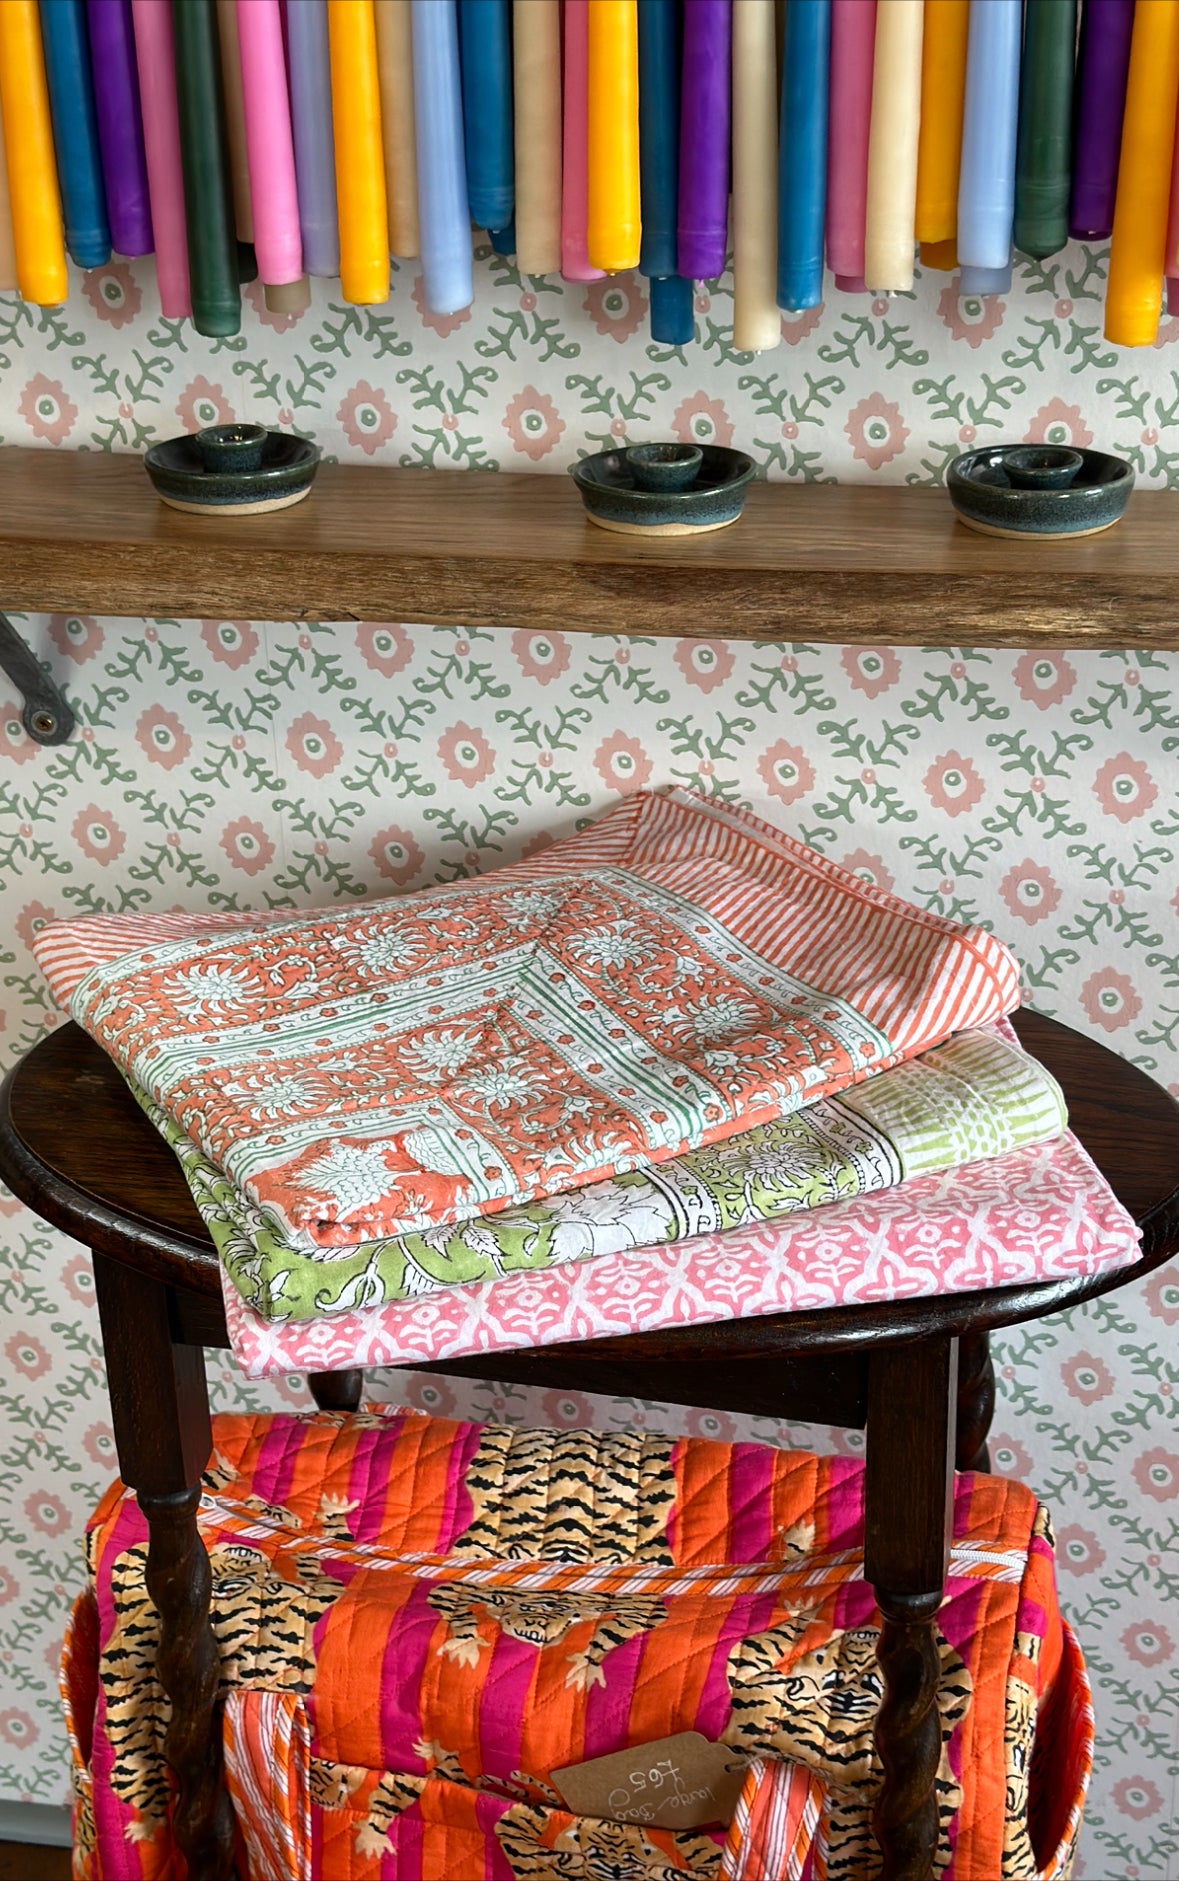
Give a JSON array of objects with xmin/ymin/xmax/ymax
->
[
  {"xmin": 637, "ymin": 0, "xmax": 679, "ymax": 278},
  {"xmin": 412, "ymin": 0, "xmax": 473, "ymax": 314},
  {"xmin": 286, "ymin": 0, "xmax": 340, "ymax": 276},
  {"xmin": 38, "ymin": 0, "xmax": 111, "ymax": 266},
  {"xmin": 957, "ymin": 0, "xmax": 1022, "ymax": 271},
  {"xmin": 777, "ymin": 0, "xmax": 831, "ymax": 310},
  {"xmin": 649, "ymin": 271, "xmax": 694, "ymax": 343},
  {"xmin": 459, "ymin": 0, "xmax": 513, "ymax": 232}
]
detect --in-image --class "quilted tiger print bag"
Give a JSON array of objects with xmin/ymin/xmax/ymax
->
[{"xmin": 61, "ymin": 1405, "xmax": 1092, "ymax": 1880}]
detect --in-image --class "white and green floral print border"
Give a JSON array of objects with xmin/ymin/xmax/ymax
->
[{"xmin": 1, "ymin": 243, "xmax": 1178, "ymax": 1879}]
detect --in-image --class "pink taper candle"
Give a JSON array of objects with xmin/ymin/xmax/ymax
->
[
  {"xmin": 129, "ymin": 0, "xmax": 190, "ymax": 316},
  {"xmin": 827, "ymin": 0, "xmax": 877, "ymax": 289},
  {"xmin": 235, "ymin": 0, "xmax": 302, "ymax": 284},
  {"xmin": 562, "ymin": 0, "xmax": 603, "ymax": 281}
]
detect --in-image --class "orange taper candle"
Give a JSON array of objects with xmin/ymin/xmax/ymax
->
[
  {"xmin": 327, "ymin": 0, "xmax": 390, "ymax": 304},
  {"xmin": 1105, "ymin": 0, "xmax": 1179, "ymax": 345},
  {"xmin": 915, "ymin": 0, "xmax": 969, "ymax": 245},
  {"xmin": 0, "ymin": 0, "xmax": 68, "ymax": 304}
]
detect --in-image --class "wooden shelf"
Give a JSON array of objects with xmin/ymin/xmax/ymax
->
[{"xmin": 1, "ymin": 445, "xmax": 1176, "ymax": 645}]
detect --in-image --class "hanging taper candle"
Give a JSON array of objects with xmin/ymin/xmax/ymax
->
[
  {"xmin": 0, "ymin": 0, "xmax": 68, "ymax": 303},
  {"xmin": 235, "ymin": 0, "xmax": 302, "ymax": 286},
  {"xmin": 957, "ymin": 0, "xmax": 1021, "ymax": 273},
  {"xmin": 562, "ymin": 0, "xmax": 603, "ymax": 281},
  {"xmin": 827, "ymin": 0, "xmax": 876, "ymax": 291},
  {"xmin": 131, "ymin": 0, "xmax": 190, "ymax": 316},
  {"xmin": 915, "ymin": 0, "xmax": 968, "ymax": 248},
  {"xmin": 170, "ymin": 0, "xmax": 240, "ymax": 336},
  {"xmin": 374, "ymin": 0, "xmax": 419, "ymax": 258},
  {"xmin": 460, "ymin": 0, "xmax": 513, "ymax": 236},
  {"xmin": 0, "ymin": 90, "xmax": 17, "ymax": 292},
  {"xmin": 777, "ymin": 0, "xmax": 830, "ymax": 313},
  {"xmin": 327, "ymin": 0, "xmax": 389, "ymax": 303},
  {"xmin": 86, "ymin": 0, "xmax": 152, "ymax": 256},
  {"xmin": 39, "ymin": 0, "xmax": 111, "ymax": 268},
  {"xmin": 1014, "ymin": 0, "xmax": 1077, "ymax": 260},
  {"xmin": 1105, "ymin": 0, "xmax": 1179, "ymax": 346},
  {"xmin": 513, "ymin": 0, "xmax": 561, "ymax": 273},
  {"xmin": 411, "ymin": 0, "xmax": 473, "ymax": 314},
  {"xmin": 864, "ymin": 0, "xmax": 924, "ymax": 292},
  {"xmin": 287, "ymin": 0, "xmax": 341, "ymax": 277},
  {"xmin": 1070, "ymin": 0, "xmax": 1134, "ymax": 241},
  {"xmin": 588, "ymin": 0, "xmax": 641, "ymax": 272},
  {"xmin": 732, "ymin": 0, "xmax": 780, "ymax": 348},
  {"xmin": 678, "ymin": 0, "xmax": 731, "ymax": 279}
]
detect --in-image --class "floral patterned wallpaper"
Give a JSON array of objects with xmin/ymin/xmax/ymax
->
[{"xmin": 2, "ymin": 243, "xmax": 1179, "ymax": 1877}]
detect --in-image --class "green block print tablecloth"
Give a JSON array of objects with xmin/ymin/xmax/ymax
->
[{"xmin": 132, "ymin": 1024, "xmax": 1066, "ymax": 1325}]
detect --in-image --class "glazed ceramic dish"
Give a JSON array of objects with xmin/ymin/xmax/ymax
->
[
  {"xmin": 947, "ymin": 444, "xmax": 1134, "ymax": 540},
  {"xmin": 571, "ymin": 443, "xmax": 756, "ymax": 535},
  {"xmin": 144, "ymin": 424, "xmax": 321, "ymax": 516}
]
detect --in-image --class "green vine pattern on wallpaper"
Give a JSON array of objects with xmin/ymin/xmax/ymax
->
[{"xmin": 0, "ymin": 245, "xmax": 1178, "ymax": 1878}]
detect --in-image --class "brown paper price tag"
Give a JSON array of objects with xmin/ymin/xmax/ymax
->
[{"xmin": 553, "ymin": 1732, "xmax": 751, "ymax": 1832}]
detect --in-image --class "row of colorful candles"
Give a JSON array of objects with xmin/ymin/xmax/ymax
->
[{"xmin": 0, "ymin": 0, "xmax": 1174, "ymax": 350}]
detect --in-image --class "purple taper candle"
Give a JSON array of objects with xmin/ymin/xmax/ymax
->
[
  {"xmin": 1070, "ymin": 0, "xmax": 1135, "ymax": 241},
  {"xmin": 678, "ymin": 0, "xmax": 731, "ymax": 279},
  {"xmin": 86, "ymin": 0, "xmax": 153, "ymax": 256}
]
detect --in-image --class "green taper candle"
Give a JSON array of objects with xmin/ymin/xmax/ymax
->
[
  {"xmin": 171, "ymin": 0, "xmax": 240, "ymax": 336},
  {"xmin": 1014, "ymin": 0, "xmax": 1078, "ymax": 259}
]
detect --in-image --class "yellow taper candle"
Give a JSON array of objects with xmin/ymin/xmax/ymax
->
[
  {"xmin": 374, "ymin": 0, "xmax": 419, "ymax": 259},
  {"xmin": 587, "ymin": 0, "xmax": 640, "ymax": 272},
  {"xmin": 916, "ymin": 0, "xmax": 969, "ymax": 244},
  {"xmin": 328, "ymin": 0, "xmax": 390, "ymax": 304},
  {"xmin": 732, "ymin": 0, "xmax": 780, "ymax": 351},
  {"xmin": 514, "ymin": 0, "xmax": 563, "ymax": 275},
  {"xmin": 0, "ymin": 86, "xmax": 18, "ymax": 293},
  {"xmin": 864, "ymin": 0, "xmax": 925, "ymax": 292},
  {"xmin": 1105, "ymin": 0, "xmax": 1179, "ymax": 346},
  {"xmin": 0, "ymin": 0, "xmax": 67, "ymax": 305}
]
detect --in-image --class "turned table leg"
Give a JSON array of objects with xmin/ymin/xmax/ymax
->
[
  {"xmin": 864, "ymin": 1336, "xmax": 958, "ymax": 1881},
  {"xmin": 309, "ymin": 1368, "xmax": 364, "ymax": 1412},
  {"xmin": 954, "ymin": 1330, "xmax": 994, "ymax": 1473},
  {"xmin": 93, "ymin": 1253, "xmax": 236, "ymax": 1881}
]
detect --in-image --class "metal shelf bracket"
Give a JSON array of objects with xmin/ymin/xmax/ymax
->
[{"xmin": 0, "ymin": 612, "xmax": 75, "ymax": 745}]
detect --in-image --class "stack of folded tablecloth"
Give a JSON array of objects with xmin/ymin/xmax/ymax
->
[{"xmin": 35, "ymin": 790, "xmax": 1140, "ymax": 1377}]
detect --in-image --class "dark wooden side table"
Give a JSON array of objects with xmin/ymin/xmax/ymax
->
[{"xmin": 2, "ymin": 1010, "xmax": 1177, "ymax": 1881}]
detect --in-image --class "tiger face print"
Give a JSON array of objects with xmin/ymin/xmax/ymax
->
[{"xmin": 427, "ymin": 1581, "xmax": 666, "ymax": 1689}]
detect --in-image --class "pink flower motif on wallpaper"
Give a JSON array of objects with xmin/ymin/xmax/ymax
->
[
  {"xmin": 200, "ymin": 619, "xmax": 259, "ymax": 669},
  {"xmin": 1133, "ymin": 1448, "xmax": 1179, "ymax": 1502},
  {"xmin": 48, "ymin": 614, "xmax": 104, "ymax": 664},
  {"xmin": 1112, "ymin": 1778, "xmax": 1164, "ymax": 1822},
  {"xmin": 357, "ymin": 622, "xmax": 413, "ymax": 678},
  {"xmin": 1060, "ymin": 1351, "xmax": 1115, "ymax": 1406},
  {"xmin": 1056, "ymin": 1524, "xmax": 1106, "ymax": 1575},
  {"xmin": 1012, "ymin": 651, "xmax": 1077, "ymax": 709},
  {"xmin": 405, "ymin": 1374, "xmax": 457, "ymax": 1418},
  {"xmin": 840, "ymin": 848, "xmax": 895, "ymax": 894},
  {"xmin": 583, "ymin": 276, "xmax": 647, "ymax": 341},
  {"xmin": 999, "ymin": 860, "xmax": 1061, "ymax": 926},
  {"xmin": 521, "ymin": 829, "xmax": 555, "ymax": 858},
  {"xmin": 923, "ymin": 750, "xmax": 984, "ymax": 816},
  {"xmin": 1094, "ymin": 753, "xmax": 1158, "ymax": 823},
  {"xmin": 1145, "ymin": 1267, "xmax": 1179, "ymax": 1325},
  {"xmin": 540, "ymin": 1390, "xmax": 594, "ymax": 1429},
  {"xmin": 682, "ymin": 1406, "xmax": 738, "ymax": 1443},
  {"xmin": 411, "ymin": 273, "xmax": 472, "ymax": 337},
  {"xmin": 0, "ymin": 1568, "xmax": 17, "ymax": 1609},
  {"xmin": 0, "ymin": 1710, "xmax": 38, "ymax": 1749},
  {"xmin": 0, "ymin": 705, "xmax": 36, "ymax": 766},
  {"xmin": 1024, "ymin": 399, "xmax": 1094, "ymax": 450},
  {"xmin": 286, "ymin": 713, "xmax": 344, "ymax": 778},
  {"xmin": 780, "ymin": 306, "xmax": 823, "ymax": 345},
  {"xmin": 988, "ymin": 1433, "xmax": 1033, "ymax": 1479},
  {"xmin": 844, "ymin": 393, "xmax": 908, "ymax": 470},
  {"xmin": 81, "ymin": 1423, "xmax": 116, "ymax": 1469},
  {"xmin": 671, "ymin": 393, "xmax": 734, "ymax": 449},
  {"xmin": 24, "ymin": 1492, "xmax": 69, "ymax": 1539},
  {"xmin": 14, "ymin": 902, "xmax": 55, "ymax": 954},
  {"xmin": 758, "ymin": 739, "xmax": 815, "ymax": 806},
  {"xmin": 59, "ymin": 1257, "xmax": 94, "ymax": 1306},
  {"xmin": 841, "ymin": 646, "xmax": 900, "ymax": 698},
  {"xmin": 674, "ymin": 639, "xmax": 735, "ymax": 694},
  {"xmin": 82, "ymin": 261, "xmax": 142, "ymax": 328},
  {"xmin": 937, "ymin": 280, "xmax": 1005, "ymax": 347},
  {"xmin": 368, "ymin": 823, "xmax": 425, "ymax": 884},
  {"xmin": 512, "ymin": 629, "xmax": 571, "ymax": 685},
  {"xmin": 4, "ymin": 1333, "xmax": 50, "ymax": 1382},
  {"xmin": 244, "ymin": 278, "xmax": 307, "ymax": 333},
  {"xmin": 438, "ymin": 721, "xmax": 496, "ymax": 786},
  {"xmin": 18, "ymin": 374, "xmax": 78, "ymax": 445},
  {"xmin": 502, "ymin": 386, "xmax": 566, "ymax": 461},
  {"xmin": 71, "ymin": 806, "xmax": 126, "ymax": 865},
  {"xmin": 220, "ymin": 817, "xmax": 275, "ymax": 876},
  {"xmin": 1121, "ymin": 1621, "xmax": 1174, "ymax": 1668},
  {"xmin": 175, "ymin": 376, "xmax": 233, "ymax": 431},
  {"xmin": 337, "ymin": 381, "xmax": 397, "ymax": 456},
  {"xmin": 594, "ymin": 730, "xmax": 652, "ymax": 794},
  {"xmin": 1081, "ymin": 966, "xmax": 1142, "ymax": 1033},
  {"xmin": 135, "ymin": 705, "xmax": 191, "ymax": 771}
]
